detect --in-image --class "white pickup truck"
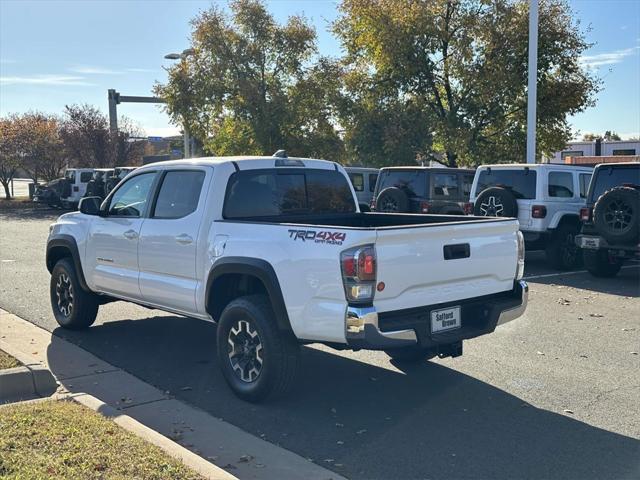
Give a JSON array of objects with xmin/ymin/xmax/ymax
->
[{"xmin": 46, "ymin": 154, "xmax": 528, "ymax": 401}]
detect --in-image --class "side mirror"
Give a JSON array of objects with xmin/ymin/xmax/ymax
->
[{"xmin": 79, "ymin": 196, "xmax": 103, "ymax": 216}]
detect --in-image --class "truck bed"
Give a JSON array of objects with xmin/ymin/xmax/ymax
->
[{"xmin": 220, "ymin": 212, "xmax": 511, "ymax": 229}]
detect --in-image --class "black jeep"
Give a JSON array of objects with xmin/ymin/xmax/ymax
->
[
  {"xmin": 371, "ymin": 167, "xmax": 474, "ymax": 214},
  {"xmin": 576, "ymin": 162, "xmax": 640, "ymax": 277}
]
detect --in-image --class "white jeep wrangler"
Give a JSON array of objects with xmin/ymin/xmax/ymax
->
[{"xmin": 470, "ymin": 164, "xmax": 593, "ymax": 270}]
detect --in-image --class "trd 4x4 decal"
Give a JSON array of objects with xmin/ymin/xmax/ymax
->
[{"xmin": 288, "ymin": 229, "xmax": 346, "ymax": 245}]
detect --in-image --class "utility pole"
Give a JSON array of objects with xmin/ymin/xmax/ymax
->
[
  {"xmin": 107, "ymin": 89, "xmax": 165, "ymax": 135},
  {"xmin": 526, "ymin": 0, "xmax": 539, "ymax": 164}
]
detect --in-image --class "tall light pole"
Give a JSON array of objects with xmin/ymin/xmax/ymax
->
[
  {"xmin": 526, "ymin": 0, "xmax": 539, "ymax": 164},
  {"xmin": 164, "ymin": 49, "xmax": 195, "ymax": 158}
]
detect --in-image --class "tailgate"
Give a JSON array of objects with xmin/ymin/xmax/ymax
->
[{"xmin": 374, "ymin": 219, "xmax": 519, "ymax": 312}]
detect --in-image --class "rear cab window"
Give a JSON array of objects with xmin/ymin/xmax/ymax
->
[
  {"xmin": 476, "ymin": 168, "xmax": 537, "ymax": 199},
  {"xmin": 369, "ymin": 174, "xmax": 378, "ymax": 192},
  {"xmin": 224, "ymin": 169, "xmax": 356, "ymax": 218},
  {"xmin": 377, "ymin": 170, "xmax": 426, "ymax": 198},
  {"xmin": 579, "ymin": 173, "xmax": 592, "ymax": 198}
]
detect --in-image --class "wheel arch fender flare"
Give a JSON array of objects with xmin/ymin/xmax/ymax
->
[
  {"xmin": 205, "ymin": 257, "xmax": 293, "ymax": 333},
  {"xmin": 549, "ymin": 213, "xmax": 580, "ymax": 231},
  {"xmin": 46, "ymin": 234, "xmax": 90, "ymax": 292}
]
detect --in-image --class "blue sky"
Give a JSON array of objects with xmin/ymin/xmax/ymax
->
[{"xmin": 1, "ymin": 0, "xmax": 638, "ymax": 141}]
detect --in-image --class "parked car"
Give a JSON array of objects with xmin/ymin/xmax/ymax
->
[
  {"xmin": 59, "ymin": 168, "xmax": 95, "ymax": 209},
  {"xmin": 84, "ymin": 168, "xmax": 115, "ymax": 200},
  {"xmin": 33, "ymin": 178, "xmax": 66, "ymax": 208},
  {"xmin": 46, "ymin": 153, "xmax": 527, "ymax": 402},
  {"xmin": 575, "ymin": 162, "xmax": 640, "ymax": 277},
  {"xmin": 371, "ymin": 167, "xmax": 475, "ymax": 215},
  {"xmin": 106, "ymin": 167, "xmax": 137, "ymax": 195},
  {"xmin": 470, "ymin": 164, "xmax": 593, "ymax": 270},
  {"xmin": 345, "ymin": 166, "xmax": 379, "ymax": 211}
]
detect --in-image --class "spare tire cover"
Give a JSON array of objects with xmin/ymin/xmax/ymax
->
[{"xmin": 473, "ymin": 187, "xmax": 518, "ymax": 218}]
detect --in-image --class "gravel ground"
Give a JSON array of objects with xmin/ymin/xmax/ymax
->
[{"xmin": 1, "ymin": 207, "xmax": 639, "ymax": 480}]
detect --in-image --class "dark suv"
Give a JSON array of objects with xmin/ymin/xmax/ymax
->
[
  {"xmin": 371, "ymin": 167, "xmax": 475, "ymax": 214},
  {"xmin": 576, "ymin": 162, "xmax": 640, "ymax": 277}
]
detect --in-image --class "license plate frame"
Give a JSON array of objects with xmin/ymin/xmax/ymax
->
[
  {"xmin": 579, "ymin": 236, "xmax": 602, "ymax": 249},
  {"xmin": 431, "ymin": 306, "xmax": 462, "ymax": 334}
]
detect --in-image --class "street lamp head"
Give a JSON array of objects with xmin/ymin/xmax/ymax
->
[{"xmin": 164, "ymin": 53, "xmax": 181, "ymax": 60}]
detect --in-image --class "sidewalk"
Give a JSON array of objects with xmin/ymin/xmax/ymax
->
[{"xmin": 0, "ymin": 308, "xmax": 344, "ymax": 480}]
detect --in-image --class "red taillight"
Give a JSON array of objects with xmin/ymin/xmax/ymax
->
[
  {"xmin": 341, "ymin": 245, "xmax": 377, "ymax": 303},
  {"xmin": 580, "ymin": 207, "xmax": 592, "ymax": 222},
  {"xmin": 532, "ymin": 205, "xmax": 547, "ymax": 218},
  {"xmin": 420, "ymin": 201, "xmax": 431, "ymax": 213},
  {"xmin": 463, "ymin": 202, "xmax": 473, "ymax": 215}
]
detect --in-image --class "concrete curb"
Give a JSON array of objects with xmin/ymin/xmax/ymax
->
[
  {"xmin": 0, "ymin": 364, "xmax": 58, "ymax": 402},
  {"xmin": 71, "ymin": 392, "xmax": 238, "ymax": 480}
]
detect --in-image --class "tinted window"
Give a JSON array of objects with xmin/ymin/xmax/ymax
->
[
  {"xmin": 433, "ymin": 173, "xmax": 459, "ymax": 197},
  {"xmin": 224, "ymin": 169, "xmax": 356, "ymax": 218},
  {"xmin": 589, "ymin": 166, "xmax": 640, "ymax": 201},
  {"xmin": 153, "ymin": 171, "xmax": 205, "ymax": 219},
  {"xmin": 369, "ymin": 174, "xmax": 378, "ymax": 192},
  {"xmin": 476, "ymin": 169, "xmax": 537, "ymax": 199},
  {"xmin": 109, "ymin": 173, "xmax": 155, "ymax": 217},
  {"xmin": 579, "ymin": 173, "xmax": 592, "ymax": 198},
  {"xmin": 548, "ymin": 172, "xmax": 574, "ymax": 198},
  {"xmin": 378, "ymin": 170, "xmax": 426, "ymax": 198},
  {"xmin": 462, "ymin": 174, "xmax": 474, "ymax": 198},
  {"xmin": 348, "ymin": 173, "xmax": 364, "ymax": 192},
  {"xmin": 80, "ymin": 172, "xmax": 93, "ymax": 183}
]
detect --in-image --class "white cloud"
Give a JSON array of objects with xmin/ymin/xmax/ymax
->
[
  {"xmin": 127, "ymin": 68, "xmax": 157, "ymax": 73},
  {"xmin": 579, "ymin": 46, "xmax": 640, "ymax": 69},
  {"xmin": 0, "ymin": 74, "xmax": 94, "ymax": 86},
  {"xmin": 69, "ymin": 66, "xmax": 122, "ymax": 75}
]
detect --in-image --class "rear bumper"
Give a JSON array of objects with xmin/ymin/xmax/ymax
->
[
  {"xmin": 345, "ymin": 280, "xmax": 528, "ymax": 350},
  {"xmin": 576, "ymin": 234, "xmax": 640, "ymax": 255}
]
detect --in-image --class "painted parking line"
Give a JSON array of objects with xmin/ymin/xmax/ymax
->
[{"xmin": 524, "ymin": 264, "xmax": 640, "ymax": 281}]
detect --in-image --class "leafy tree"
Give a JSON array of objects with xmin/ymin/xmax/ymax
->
[
  {"xmin": 335, "ymin": 0, "xmax": 599, "ymax": 167},
  {"xmin": 0, "ymin": 116, "xmax": 23, "ymax": 199},
  {"xmin": 155, "ymin": 0, "xmax": 344, "ymax": 159},
  {"xmin": 60, "ymin": 104, "xmax": 143, "ymax": 168},
  {"xmin": 582, "ymin": 131, "xmax": 622, "ymax": 141}
]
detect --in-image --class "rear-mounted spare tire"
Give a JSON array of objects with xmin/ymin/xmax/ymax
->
[
  {"xmin": 593, "ymin": 186, "xmax": 640, "ymax": 245},
  {"xmin": 376, "ymin": 187, "xmax": 409, "ymax": 213},
  {"xmin": 473, "ymin": 187, "xmax": 518, "ymax": 218}
]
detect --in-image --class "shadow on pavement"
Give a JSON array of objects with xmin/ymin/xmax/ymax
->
[
  {"xmin": 0, "ymin": 206, "xmax": 62, "ymax": 221},
  {"xmin": 527, "ymin": 264, "xmax": 640, "ymax": 297},
  {"xmin": 50, "ymin": 315, "xmax": 640, "ymax": 480}
]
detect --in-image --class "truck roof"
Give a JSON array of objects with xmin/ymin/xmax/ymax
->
[{"xmin": 138, "ymin": 156, "xmax": 339, "ymax": 172}]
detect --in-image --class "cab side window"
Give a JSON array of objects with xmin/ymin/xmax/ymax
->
[
  {"xmin": 579, "ymin": 173, "xmax": 592, "ymax": 198},
  {"xmin": 153, "ymin": 171, "xmax": 205, "ymax": 219},
  {"xmin": 349, "ymin": 173, "xmax": 364, "ymax": 192},
  {"xmin": 108, "ymin": 173, "xmax": 156, "ymax": 217},
  {"xmin": 369, "ymin": 174, "xmax": 378, "ymax": 192}
]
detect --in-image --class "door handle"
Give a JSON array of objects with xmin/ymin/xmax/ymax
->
[
  {"xmin": 176, "ymin": 234, "xmax": 193, "ymax": 245},
  {"xmin": 123, "ymin": 229, "xmax": 138, "ymax": 240}
]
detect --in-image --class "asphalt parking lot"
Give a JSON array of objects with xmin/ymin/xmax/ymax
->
[{"xmin": 1, "ymin": 205, "xmax": 639, "ymax": 480}]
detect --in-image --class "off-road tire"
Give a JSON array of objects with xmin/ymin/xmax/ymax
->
[
  {"xmin": 376, "ymin": 187, "xmax": 409, "ymax": 213},
  {"xmin": 473, "ymin": 187, "xmax": 518, "ymax": 218},
  {"xmin": 216, "ymin": 294, "xmax": 299, "ymax": 402},
  {"xmin": 593, "ymin": 187, "xmax": 640, "ymax": 245},
  {"xmin": 545, "ymin": 223, "xmax": 583, "ymax": 270},
  {"xmin": 384, "ymin": 345, "xmax": 436, "ymax": 363},
  {"xmin": 583, "ymin": 250, "xmax": 623, "ymax": 278},
  {"xmin": 50, "ymin": 258, "xmax": 99, "ymax": 329}
]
